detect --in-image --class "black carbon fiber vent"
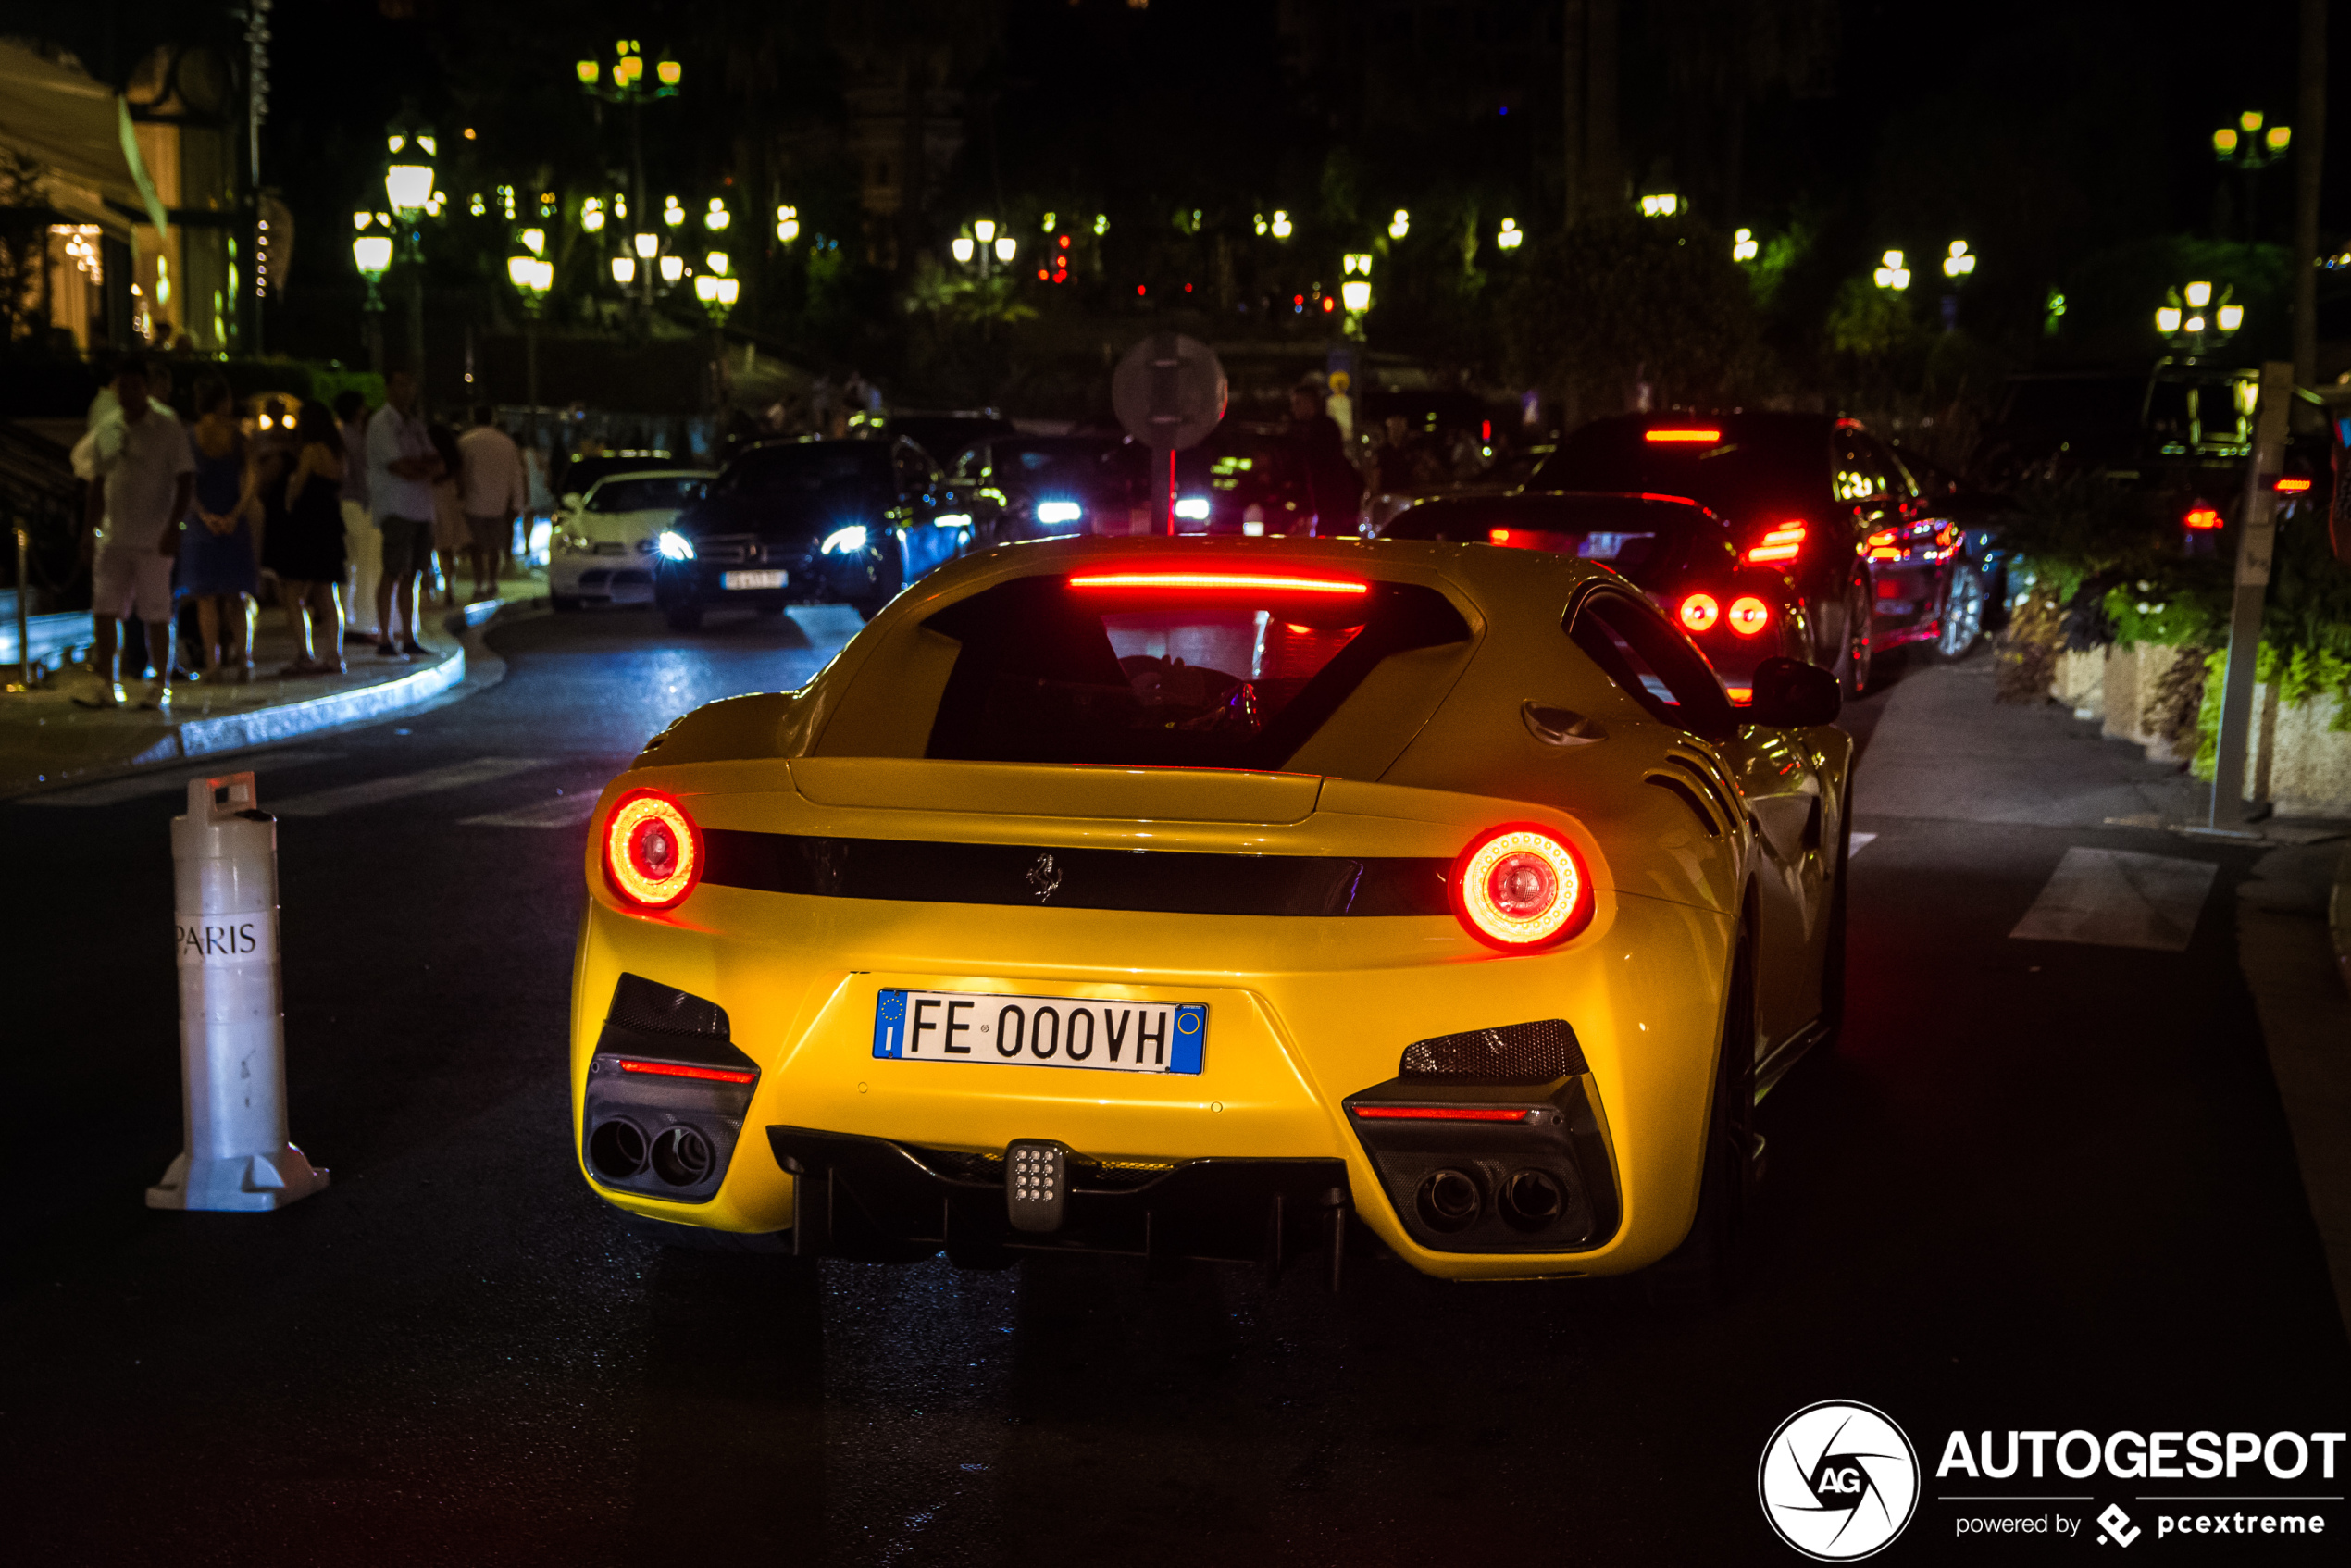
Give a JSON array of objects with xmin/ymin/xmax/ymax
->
[
  {"xmin": 609, "ymin": 973, "xmax": 730, "ymax": 1039},
  {"xmin": 1399, "ymin": 1020, "xmax": 1587, "ymax": 1082}
]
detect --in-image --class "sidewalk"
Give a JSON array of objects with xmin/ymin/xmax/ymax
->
[{"xmin": 0, "ymin": 577, "xmax": 545, "ymax": 798}]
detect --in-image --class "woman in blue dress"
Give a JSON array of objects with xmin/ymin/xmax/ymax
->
[{"xmin": 181, "ymin": 376, "xmax": 261, "ymax": 681}]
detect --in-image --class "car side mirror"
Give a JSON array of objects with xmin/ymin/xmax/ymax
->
[
  {"xmin": 561, "ymin": 492, "xmax": 583, "ymax": 509},
  {"xmin": 1748, "ymin": 656, "xmax": 1840, "ymax": 728}
]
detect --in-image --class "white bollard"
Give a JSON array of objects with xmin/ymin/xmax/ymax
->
[{"xmin": 146, "ymin": 771, "xmax": 328, "ymax": 1212}]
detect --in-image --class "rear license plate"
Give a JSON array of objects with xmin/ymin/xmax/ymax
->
[
  {"xmin": 872, "ymin": 989, "xmax": 1204, "ymax": 1075},
  {"xmin": 721, "ymin": 568, "xmax": 787, "ymax": 591}
]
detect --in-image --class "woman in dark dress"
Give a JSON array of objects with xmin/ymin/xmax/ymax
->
[
  {"xmin": 181, "ymin": 376, "xmax": 260, "ymax": 681},
  {"xmin": 275, "ymin": 399, "xmax": 349, "ymax": 674}
]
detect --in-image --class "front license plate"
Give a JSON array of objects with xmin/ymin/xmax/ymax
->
[
  {"xmin": 721, "ymin": 568, "xmax": 787, "ymax": 591},
  {"xmin": 872, "ymin": 989, "xmax": 1205, "ymax": 1075}
]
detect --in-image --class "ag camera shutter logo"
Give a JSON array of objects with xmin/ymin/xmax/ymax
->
[{"xmin": 1759, "ymin": 1400, "xmax": 1921, "ymax": 1561}]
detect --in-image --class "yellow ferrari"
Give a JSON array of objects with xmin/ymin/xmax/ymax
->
[{"xmin": 571, "ymin": 533, "xmax": 1853, "ymax": 1292}]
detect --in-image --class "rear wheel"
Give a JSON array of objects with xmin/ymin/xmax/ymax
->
[
  {"xmin": 665, "ymin": 605, "xmax": 703, "ymax": 632},
  {"xmin": 1645, "ymin": 926, "xmax": 1757, "ymax": 1307},
  {"xmin": 1934, "ymin": 563, "xmax": 1987, "ymax": 661}
]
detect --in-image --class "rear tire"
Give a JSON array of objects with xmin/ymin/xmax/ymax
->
[
  {"xmin": 1645, "ymin": 926, "xmax": 1757, "ymax": 1307},
  {"xmin": 1934, "ymin": 563, "xmax": 1987, "ymax": 661},
  {"xmin": 665, "ymin": 605, "xmax": 703, "ymax": 632}
]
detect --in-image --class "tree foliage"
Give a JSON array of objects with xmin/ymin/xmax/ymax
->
[{"xmin": 1504, "ymin": 216, "xmax": 1759, "ymax": 416}]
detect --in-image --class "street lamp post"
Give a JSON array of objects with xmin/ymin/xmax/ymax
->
[
  {"xmin": 952, "ymin": 218, "xmax": 1015, "ymax": 280},
  {"xmin": 384, "ymin": 129, "xmax": 437, "ymax": 383},
  {"xmin": 506, "ymin": 240, "xmax": 554, "ymax": 454},
  {"xmin": 2155, "ymin": 280, "xmax": 2245, "ymax": 360},
  {"xmin": 575, "ymin": 40, "xmax": 683, "ymax": 331},
  {"xmin": 352, "ymin": 212, "xmax": 392, "ymax": 371},
  {"xmin": 2212, "ymin": 109, "xmax": 2293, "ymax": 239}
]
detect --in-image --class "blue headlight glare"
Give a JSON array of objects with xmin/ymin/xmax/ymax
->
[
  {"xmin": 656, "ymin": 530, "xmax": 695, "ymax": 561},
  {"xmin": 1036, "ymin": 501, "xmax": 1082, "ymax": 526},
  {"xmin": 820, "ymin": 524, "xmax": 869, "ymax": 554}
]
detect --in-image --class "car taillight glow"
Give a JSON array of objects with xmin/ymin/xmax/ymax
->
[
  {"xmin": 1728, "ymin": 595, "xmax": 1771, "ymax": 635},
  {"xmin": 603, "ymin": 790, "xmax": 703, "ymax": 910},
  {"xmin": 1450, "ymin": 824, "xmax": 1588, "ymax": 951},
  {"xmin": 1350, "ymin": 1106, "xmax": 1532, "ymax": 1122},
  {"xmin": 2276, "ymin": 476, "xmax": 2313, "ymax": 493},
  {"xmin": 1678, "ymin": 592, "xmax": 1721, "ymax": 633},
  {"xmin": 618, "ymin": 1059, "xmax": 755, "ymax": 1085},
  {"xmin": 1746, "ymin": 520, "xmax": 1806, "ymax": 564},
  {"xmin": 1067, "ymin": 572, "xmax": 1369, "ymax": 594},
  {"xmin": 2185, "ymin": 505, "xmax": 2223, "ymax": 530},
  {"xmin": 1645, "ymin": 428, "xmax": 1722, "ymax": 443},
  {"xmin": 1489, "ymin": 528, "xmax": 1511, "ymax": 543},
  {"xmin": 1725, "ymin": 684, "xmax": 1753, "ymax": 704}
]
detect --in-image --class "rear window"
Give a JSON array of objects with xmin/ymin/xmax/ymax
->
[
  {"xmin": 722, "ymin": 443, "xmax": 889, "ymax": 499},
  {"xmin": 1533, "ymin": 419, "xmax": 1825, "ymax": 525},
  {"xmin": 1377, "ymin": 495, "xmax": 1722, "ymax": 582},
  {"xmin": 922, "ymin": 572, "xmax": 1470, "ymax": 768}
]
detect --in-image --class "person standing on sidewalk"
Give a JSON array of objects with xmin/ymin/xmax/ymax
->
[
  {"xmin": 455, "ymin": 404, "xmax": 527, "ymax": 603},
  {"xmin": 366, "ymin": 368, "xmax": 442, "ymax": 659},
  {"xmin": 335, "ymin": 391, "xmax": 381, "ymax": 646},
  {"xmin": 273, "ymin": 400, "xmax": 349, "ymax": 675},
  {"xmin": 76, "ymin": 357, "xmax": 193, "ymax": 710},
  {"xmin": 181, "ymin": 376, "xmax": 264, "ymax": 682}
]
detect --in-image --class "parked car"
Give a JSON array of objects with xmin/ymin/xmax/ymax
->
[
  {"xmin": 555, "ymin": 449, "xmax": 678, "ymax": 504},
  {"xmin": 1885, "ymin": 446, "xmax": 2021, "ymax": 659},
  {"xmin": 1370, "ymin": 491, "xmax": 1810, "ymax": 700},
  {"xmin": 548, "ymin": 470, "xmax": 713, "ymax": 611},
  {"xmin": 1534, "ymin": 413, "xmax": 1922, "ymax": 693},
  {"xmin": 951, "ymin": 434, "xmax": 1146, "ymax": 542},
  {"xmin": 651, "ymin": 438, "xmax": 970, "ymax": 629}
]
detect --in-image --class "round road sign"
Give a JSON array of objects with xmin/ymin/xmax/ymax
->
[{"xmin": 1111, "ymin": 331, "xmax": 1227, "ymax": 452}]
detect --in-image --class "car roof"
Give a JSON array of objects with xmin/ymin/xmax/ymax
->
[
  {"xmin": 1386, "ymin": 490, "xmax": 1725, "ymax": 529},
  {"xmin": 584, "ymin": 468, "xmax": 715, "ymax": 488}
]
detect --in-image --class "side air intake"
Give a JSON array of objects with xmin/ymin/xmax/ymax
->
[{"xmin": 1399, "ymin": 1020, "xmax": 1587, "ymax": 1083}]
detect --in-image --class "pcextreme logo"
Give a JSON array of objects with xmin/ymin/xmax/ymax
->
[{"xmin": 1760, "ymin": 1400, "xmax": 1922, "ymax": 1561}]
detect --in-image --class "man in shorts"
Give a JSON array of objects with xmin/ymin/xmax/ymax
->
[
  {"xmin": 455, "ymin": 404, "xmax": 527, "ymax": 603},
  {"xmin": 79, "ymin": 357, "xmax": 194, "ymax": 709},
  {"xmin": 365, "ymin": 368, "xmax": 443, "ymax": 658}
]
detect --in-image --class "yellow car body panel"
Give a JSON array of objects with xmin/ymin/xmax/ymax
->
[{"xmin": 570, "ymin": 535, "xmax": 1851, "ymax": 1280}]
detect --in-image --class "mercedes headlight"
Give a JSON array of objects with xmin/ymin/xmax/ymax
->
[
  {"xmin": 819, "ymin": 524, "xmax": 869, "ymax": 554},
  {"xmin": 657, "ymin": 530, "xmax": 695, "ymax": 561},
  {"xmin": 1036, "ymin": 501, "xmax": 1082, "ymax": 526}
]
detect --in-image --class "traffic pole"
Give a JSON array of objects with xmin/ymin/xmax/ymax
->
[
  {"xmin": 147, "ymin": 771, "xmax": 328, "ymax": 1212},
  {"xmin": 2208, "ymin": 360, "xmax": 2295, "ymax": 829}
]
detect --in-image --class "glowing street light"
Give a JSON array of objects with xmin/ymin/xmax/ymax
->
[
  {"xmin": 2156, "ymin": 281, "xmax": 2242, "ymax": 355},
  {"xmin": 1340, "ymin": 279, "xmax": 1372, "ymax": 313},
  {"xmin": 1872, "ymin": 250, "xmax": 1911, "ymax": 291},
  {"xmin": 993, "ymin": 235, "xmax": 1016, "ymax": 264},
  {"xmin": 704, "ymin": 251, "xmax": 728, "ymax": 275},
  {"xmin": 385, "ymin": 136, "xmax": 435, "ymax": 216},
  {"xmin": 633, "ymin": 231, "xmax": 659, "ymax": 260},
  {"xmin": 776, "ymin": 205, "xmax": 800, "ymax": 243},
  {"xmin": 704, "ymin": 197, "xmax": 729, "ymax": 232},
  {"xmin": 581, "ymin": 197, "xmax": 606, "ymax": 233},
  {"xmin": 951, "ymin": 234, "xmax": 976, "ymax": 264},
  {"xmin": 1638, "ymin": 193, "xmax": 1680, "ymax": 218},
  {"xmin": 974, "ymin": 218, "xmax": 998, "ymax": 245},
  {"xmin": 1269, "ymin": 210, "xmax": 1291, "ymax": 240},
  {"xmin": 1497, "ymin": 218, "xmax": 1523, "ymax": 251},
  {"xmin": 611, "ymin": 255, "xmax": 637, "ymax": 285},
  {"xmin": 1732, "ymin": 227, "xmax": 1759, "ymax": 262},
  {"xmin": 663, "ymin": 194, "xmax": 685, "ymax": 229},
  {"xmin": 658, "ymin": 254, "xmax": 684, "ymax": 284},
  {"xmin": 520, "ymin": 227, "xmax": 546, "ymax": 257},
  {"xmin": 1387, "ymin": 207, "xmax": 1410, "ymax": 240},
  {"xmin": 1942, "ymin": 240, "xmax": 1976, "ymax": 278}
]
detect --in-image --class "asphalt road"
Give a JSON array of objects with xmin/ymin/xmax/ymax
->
[{"xmin": 5, "ymin": 607, "xmax": 2345, "ymax": 1567}]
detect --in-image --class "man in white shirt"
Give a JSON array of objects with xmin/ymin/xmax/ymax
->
[
  {"xmin": 78, "ymin": 357, "xmax": 194, "ymax": 710},
  {"xmin": 455, "ymin": 404, "xmax": 528, "ymax": 603},
  {"xmin": 364, "ymin": 369, "xmax": 442, "ymax": 658},
  {"xmin": 335, "ymin": 391, "xmax": 381, "ymax": 642}
]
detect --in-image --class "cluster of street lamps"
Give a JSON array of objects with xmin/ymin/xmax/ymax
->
[{"xmin": 2156, "ymin": 280, "xmax": 2244, "ymax": 356}]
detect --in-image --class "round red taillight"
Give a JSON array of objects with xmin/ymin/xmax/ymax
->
[
  {"xmin": 1449, "ymin": 824, "xmax": 1590, "ymax": 951},
  {"xmin": 1727, "ymin": 595, "xmax": 1772, "ymax": 636},
  {"xmin": 1678, "ymin": 592, "xmax": 1721, "ymax": 634},
  {"xmin": 603, "ymin": 790, "xmax": 703, "ymax": 911}
]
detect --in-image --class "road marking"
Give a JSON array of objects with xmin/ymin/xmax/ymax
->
[
  {"xmin": 272, "ymin": 757, "xmax": 549, "ymax": 817},
  {"xmin": 1849, "ymin": 831, "xmax": 1877, "ymax": 855},
  {"xmin": 461, "ymin": 792, "xmax": 600, "ymax": 828},
  {"xmin": 2009, "ymin": 847, "xmax": 2218, "ymax": 952},
  {"xmin": 23, "ymin": 750, "xmax": 345, "ymax": 807}
]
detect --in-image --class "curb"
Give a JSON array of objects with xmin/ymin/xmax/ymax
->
[{"xmin": 6, "ymin": 594, "xmax": 541, "ymax": 795}]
